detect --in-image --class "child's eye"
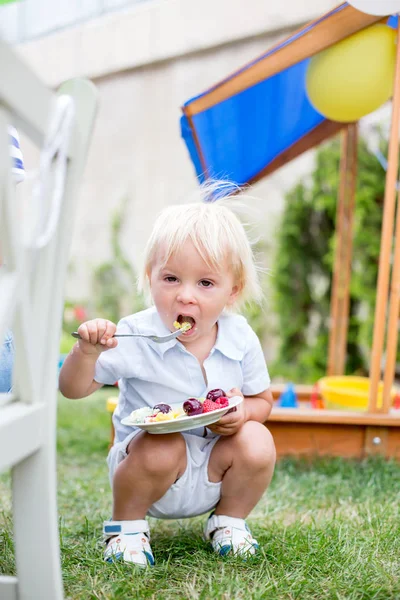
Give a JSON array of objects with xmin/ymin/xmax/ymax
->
[
  {"xmin": 164, "ymin": 276, "xmax": 177, "ymax": 283},
  {"xmin": 199, "ymin": 280, "xmax": 213, "ymax": 288}
]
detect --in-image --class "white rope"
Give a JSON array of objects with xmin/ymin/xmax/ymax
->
[{"xmin": 31, "ymin": 95, "xmax": 75, "ymax": 249}]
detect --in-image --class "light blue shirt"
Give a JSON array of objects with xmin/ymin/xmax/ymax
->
[
  {"xmin": 95, "ymin": 307, "xmax": 270, "ymax": 444},
  {"xmin": 0, "ymin": 128, "xmax": 25, "ymax": 393},
  {"xmin": 0, "ymin": 330, "xmax": 14, "ymax": 393}
]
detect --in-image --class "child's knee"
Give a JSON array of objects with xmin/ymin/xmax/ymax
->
[
  {"xmin": 130, "ymin": 432, "xmax": 186, "ymax": 476},
  {"xmin": 235, "ymin": 421, "xmax": 276, "ymax": 470}
]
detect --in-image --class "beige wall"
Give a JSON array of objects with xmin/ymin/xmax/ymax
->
[{"xmin": 16, "ymin": 0, "xmax": 338, "ymax": 301}]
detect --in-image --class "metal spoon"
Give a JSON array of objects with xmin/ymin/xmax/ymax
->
[{"xmin": 71, "ymin": 328, "xmax": 187, "ymax": 344}]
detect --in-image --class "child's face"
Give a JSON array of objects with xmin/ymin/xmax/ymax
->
[{"xmin": 149, "ymin": 240, "xmax": 239, "ymax": 346}]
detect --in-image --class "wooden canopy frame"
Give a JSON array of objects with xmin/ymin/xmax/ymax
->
[
  {"xmin": 183, "ymin": 4, "xmax": 400, "ymax": 458},
  {"xmin": 271, "ymin": 28, "xmax": 400, "ymax": 454}
]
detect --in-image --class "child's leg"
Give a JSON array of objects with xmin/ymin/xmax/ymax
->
[
  {"xmin": 112, "ymin": 431, "xmax": 187, "ymax": 520},
  {"xmin": 208, "ymin": 421, "xmax": 276, "ymax": 518}
]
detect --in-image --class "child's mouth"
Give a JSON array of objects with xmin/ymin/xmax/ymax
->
[{"xmin": 175, "ymin": 315, "xmax": 196, "ymax": 335}]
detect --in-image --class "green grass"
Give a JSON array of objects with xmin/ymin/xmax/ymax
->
[{"xmin": 2, "ymin": 389, "xmax": 400, "ymax": 599}]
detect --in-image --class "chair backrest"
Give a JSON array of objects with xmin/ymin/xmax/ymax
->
[{"xmin": 0, "ymin": 37, "xmax": 97, "ymax": 600}]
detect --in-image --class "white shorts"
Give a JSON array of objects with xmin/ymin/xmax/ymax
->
[{"xmin": 107, "ymin": 430, "xmax": 222, "ymax": 519}]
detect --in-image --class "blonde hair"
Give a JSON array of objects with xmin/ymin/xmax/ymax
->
[{"xmin": 139, "ymin": 182, "xmax": 263, "ymax": 310}]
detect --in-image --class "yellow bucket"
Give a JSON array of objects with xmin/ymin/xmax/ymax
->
[
  {"xmin": 318, "ymin": 376, "xmax": 396, "ymax": 411},
  {"xmin": 106, "ymin": 396, "xmax": 118, "ymax": 413}
]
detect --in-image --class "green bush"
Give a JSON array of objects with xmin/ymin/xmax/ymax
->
[
  {"xmin": 241, "ymin": 239, "xmax": 272, "ymax": 346},
  {"xmin": 271, "ymin": 133, "xmax": 388, "ymax": 383},
  {"xmin": 91, "ymin": 197, "xmax": 146, "ymax": 323}
]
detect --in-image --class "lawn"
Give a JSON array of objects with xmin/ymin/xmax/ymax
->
[{"xmin": 1, "ymin": 388, "xmax": 400, "ymax": 599}]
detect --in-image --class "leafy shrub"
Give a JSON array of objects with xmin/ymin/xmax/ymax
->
[{"xmin": 271, "ymin": 133, "xmax": 388, "ymax": 383}]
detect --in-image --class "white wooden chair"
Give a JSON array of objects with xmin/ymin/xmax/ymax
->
[{"xmin": 0, "ymin": 38, "xmax": 97, "ymax": 600}]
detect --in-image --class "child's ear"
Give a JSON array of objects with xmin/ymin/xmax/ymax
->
[{"xmin": 226, "ymin": 283, "xmax": 241, "ymax": 306}]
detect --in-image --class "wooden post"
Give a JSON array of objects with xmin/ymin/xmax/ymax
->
[
  {"xmin": 368, "ymin": 20, "xmax": 400, "ymax": 413},
  {"xmin": 327, "ymin": 124, "xmax": 358, "ymax": 376},
  {"xmin": 382, "ymin": 186, "xmax": 400, "ymax": 412}
]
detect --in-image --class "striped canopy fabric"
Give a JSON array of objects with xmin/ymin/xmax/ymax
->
[
  {"xmin": 181, "ymin": 2, "xmax": 396, "ymax": 188},
  {"xmin": 8, "ymin": 125, "xmax": 25, "ymax": 184}
]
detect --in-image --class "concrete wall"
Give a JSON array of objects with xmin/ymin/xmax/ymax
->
[
  {"xmin": 0, "ymin": 0, "xmax": 151, "ymax": 44},
  {"xmin": 13, "ymin": 0, "xmax": 338, "ymax": 304}
]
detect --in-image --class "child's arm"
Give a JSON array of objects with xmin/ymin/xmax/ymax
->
[
  {"xmin": 241, "ymin": 388, "xmax": 273, "ymax": 422},
  {"xmin": 208, "ymin": 387, "xmax": 273, "ymax": 437},
  {"xmin": 59, "ymin": 319, "xmax": 117, "ymax": 399}
]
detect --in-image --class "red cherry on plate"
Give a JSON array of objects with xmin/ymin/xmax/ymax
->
[
  {"xmin": 183, "ymin": 398, "xmax": 203, "ymax": 416},
  {"xmin": 206, "ymin": 388, "xmax": 226, "ymax": 402}
]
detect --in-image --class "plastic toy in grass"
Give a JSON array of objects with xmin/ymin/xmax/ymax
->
[{"xmin": 277, "ymin": 383, "xmax": 298, "ymax": 408}]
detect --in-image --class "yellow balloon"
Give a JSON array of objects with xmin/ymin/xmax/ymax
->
[{"xmin": 306, "ymin": 24, "xmax": 397, "ymax": 122}]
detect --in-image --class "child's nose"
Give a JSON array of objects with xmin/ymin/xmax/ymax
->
[{"xmin": 177, "ymin": 285, "xmax": 196, "ymax": 304}]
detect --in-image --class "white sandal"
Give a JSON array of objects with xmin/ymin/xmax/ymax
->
[
  {"xmin": 103, "ymin": 520, "xmax": 154, "ymax": 567},
  {"xmin": 204, "ymin": 514, "xmax": 259, "ymax": 557}
]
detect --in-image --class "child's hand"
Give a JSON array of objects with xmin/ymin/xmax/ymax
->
[
  {"xmin": 77, "ymin": 319, "xmax": 118, "ymax": 355},
  {"xmin": 207, "ymin": 388, "xmax": 247, "ymax": 436}
]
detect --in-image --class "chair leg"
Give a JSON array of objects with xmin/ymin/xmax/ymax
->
[{"xmin": 12, "ymin": 446, "xmax": 64, "ymax": 600}]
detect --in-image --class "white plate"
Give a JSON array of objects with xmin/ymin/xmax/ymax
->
[{"xmin": 121, "ymin": 395, "xmax": 243, "ymax": 434}]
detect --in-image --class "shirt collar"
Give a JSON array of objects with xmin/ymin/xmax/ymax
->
[{"xmin": 213, "ymin": 313, "xmax": 246, "ymax": 361}]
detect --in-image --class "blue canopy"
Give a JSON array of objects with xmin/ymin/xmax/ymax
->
[{"xmin": 181, "ymin": 3, "xmax": 396, "ymax": 186}]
